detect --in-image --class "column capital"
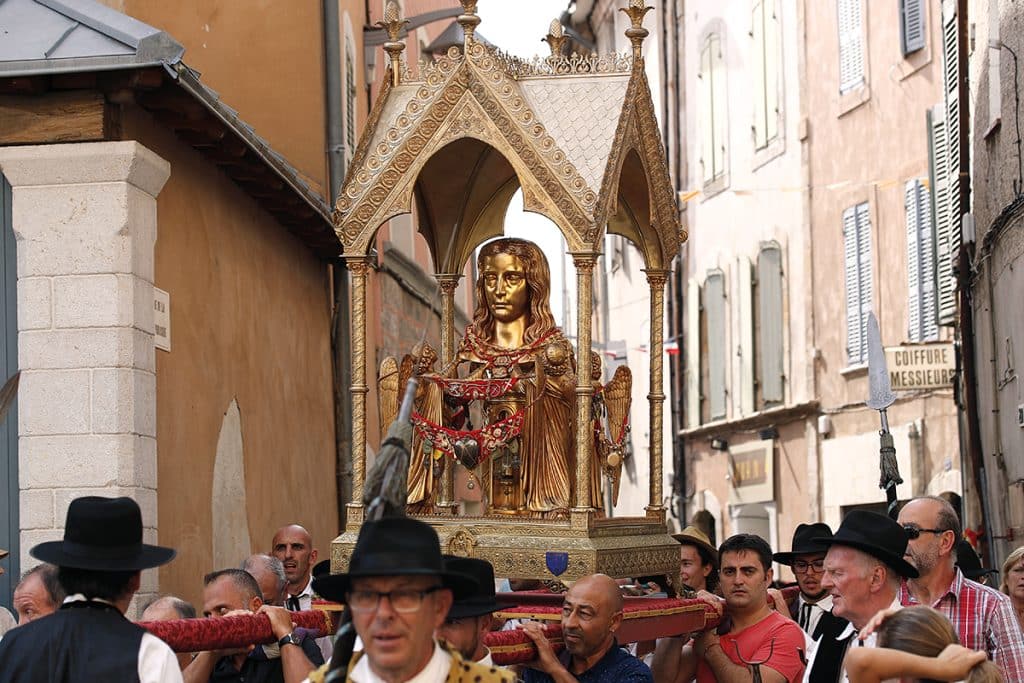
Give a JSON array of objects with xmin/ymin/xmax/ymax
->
[
  {"xmin": 435, "ymin": 273, "xmax": 462, "ymax": 295},
  {"xmin": 0, "ymin": 141, "xmax": 170, "ymax": 198},
  {"xmin": 642, "ymin": 268, "xmax": 671, "ymax": 288},
  {"xmin": 344, "ymin": 255, "xmax": 373, "ymax": 276}
]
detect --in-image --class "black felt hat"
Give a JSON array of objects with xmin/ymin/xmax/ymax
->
[
  {"xmin": 443, "ymin": 555, "xmax": 502, "ymax": 619},
  {"xmin": 31, "ymin": 496, "xmax": 176, "ymax": 571},
  {"xmin": 313, "ymin": 517, "xmax": 478, "ymax": 602},
  {"xmin": 812, "ymin": 510, "xmax": 919, "ymax": 579},
  {"xmin": 955, "ymin": 539, "xmax": 997, "ymax": 581},
  {"xmin": 774, "ymin": 523, "xmax": 833, "ymax": 565}
]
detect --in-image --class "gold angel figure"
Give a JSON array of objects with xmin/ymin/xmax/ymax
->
[
  {"xmin": 593, "ymin": 363, "xmax": 632, "ymax": 510},
  {"xmin": 377, "ymin": 342, "xmax": 444, "ymax": 511}
]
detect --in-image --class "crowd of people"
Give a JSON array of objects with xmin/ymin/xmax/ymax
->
[{"xmin": 0, "ymin": 494, "xmax": 1023, "ymax": 682}]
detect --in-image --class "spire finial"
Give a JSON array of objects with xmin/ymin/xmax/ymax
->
[
  {"xmin": 457, "ymin": 0, "xmax": 481, "ymax": 45},
  {"xmin": 543, "ymin": 19, "xmax": 568, "ymax": 57},
  {"xmin": 619, "ymin": 0, "xmax": 653, "ymax": 63},
  {"xmin": 377, "ymin": 0, "xmax": 409, "ymax": 85}
]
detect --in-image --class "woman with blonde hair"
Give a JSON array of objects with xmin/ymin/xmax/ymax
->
[
  {"xmin": 846, "ymin": 606, "xmax": 1002, "ymax": 682},
  {"xmin": 1000, "ymin": 546, "xmax": 1024, "ymax": 630}
]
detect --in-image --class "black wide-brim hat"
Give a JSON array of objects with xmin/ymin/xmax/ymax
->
[
  {"xmin": 313, "ymin": 517, "xmax": 478, "ymax": 603},
  {"xmin": 443, "ymin": 555, "xmax": 503, "ymax": 619},
  {"xmin": 955, "ymin": 539, "xmax": 997, "ymax": 580},
  {"xmin": 774, "ymin": 522, "xmax": 834, "ymax": 565},
  {"xmin": 31, "ymin": 496, "xmax": 176, "ymax": 571},
  {"xmin": 812, "ymin": 510, "xmax": 919, "ymax": 579}
]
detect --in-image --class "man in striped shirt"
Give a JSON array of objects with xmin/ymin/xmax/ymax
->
[{"xmin": 897, "ymin": 496, "xmax": 1024, "ymax": 679}]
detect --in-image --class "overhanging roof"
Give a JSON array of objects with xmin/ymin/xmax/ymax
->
[{"xmin": 0, "ymin": 0, "xmax": 339, "ymax": 256}]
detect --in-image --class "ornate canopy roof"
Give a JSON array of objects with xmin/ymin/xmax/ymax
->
[{"xmin": 333, "ymin": 1, "xmax": 682, "ymax": 271}]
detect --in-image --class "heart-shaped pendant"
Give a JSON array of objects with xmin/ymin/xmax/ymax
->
[{"xmin": 453, "ymin": 436, "xmax": 480, "ymax": 469}]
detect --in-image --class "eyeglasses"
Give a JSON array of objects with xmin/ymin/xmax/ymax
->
[
  {"xmin": 346, "ymin": 586, "xmax": 442, "ymax": 613},
  {"xmin": 901, "ymin": 525, "xmax": 949, "ymax": 540},
  {"xmin": 792, "ymin": 559, "xmax": 825, "ymax": 574}
]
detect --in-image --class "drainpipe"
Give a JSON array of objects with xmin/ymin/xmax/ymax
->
[{"xmin": 324, "ymin": 0, "xmax": 354, "ymax": 529}]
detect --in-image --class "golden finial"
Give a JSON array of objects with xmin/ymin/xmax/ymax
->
[
  {"xmin": 543, "ymin": 19, "xmax": 568, "ymax": 57},
  {"xmin": 457, "ymin": 0, "xmax": 481, "ymax": 45},
  {"xmin": 619, "ymin": 0, "xmax": 653, "ymax": 63},
  {"xmin": 376, "ymin": 0, "xmax": 409, "ymax": 86}
]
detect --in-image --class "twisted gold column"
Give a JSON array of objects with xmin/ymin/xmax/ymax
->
[
  {"xmin": 346, "ymin": 256, "xmax": 372, "ymax": 505},
  {"xmin": 572, "ymin": 253, "xmax": 597, "ymax": 511},
  {"xmin": 645, "ymin": 269, "xmax": 669, "ymax": 514},
  {"xmin": 435, "ymin": 274, "xmax": 461, "ymax": 514}
]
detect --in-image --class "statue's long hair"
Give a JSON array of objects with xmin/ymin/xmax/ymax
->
[{"xmin": 470, "ymin": 238, "xmax": 557, "ymax": 345}]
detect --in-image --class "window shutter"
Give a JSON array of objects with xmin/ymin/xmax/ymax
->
[
  {"xmin": 711, "ymin": 35, "xmax": 729, "ymax": 180},
  {"xmin": 705, "ymin": 270, "xmax": 727, "ymax": 420},
  {"xmin": 936, "ymin": 0, "xmax": 961, "ymax": 324},
  {"xmin": 916, "ymin": 181, "xmax": 938, "ymax": 340},
  {"xmin": 764, "ymin": 0, "xmax": 781, "ymax": 143},
  {"xmin": 738, "ymin": 259, "xmax": 754, "ymax": 416},
  {"xmin": 844, "ymin": 204, "xmax": 872, "ymax": 365},
  {"xmin": 906, "ymin": 180, "xmax": 922, "ymax": 341},
  {"xmin": 752, "ymin": 0, "xmax": 767, "ymax": 149},
  {"xmin": 699, "ymin": 39, "xmax": 715, "ymax": 183},
  {"xmin": 837, "ymin": 0, "xmax": 865, "ymax": 94},
  {"xmin": 757, "ymin": 243, "xmax": 784, "ymax": 404},
  {"xmin": 900, "ymin": 0, "xmax": 926, "ymax": 55},
  {"xmin": 685, "ymin": 279, "xmax": 701, "ymax": 428}
]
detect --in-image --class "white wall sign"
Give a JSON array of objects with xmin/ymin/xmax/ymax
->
[
  {"xmin": 154, "ymin": 287, "xmax": 170, "ymax": 352},
  {"xmin": 885, "ymin": 343, "xmax": 954, "ymax": 390}
]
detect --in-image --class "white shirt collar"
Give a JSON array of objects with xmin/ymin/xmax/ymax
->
[
  {"xmin": 350, "ymin": 641, "xmax": 452, "ymax": 683},
  {"xmin": 800, "ymin": 593, "xmax": 833, "ymax": 610},
  {"xmin": 478, "ymin": 648, "xmax": 494, "ymax": 667}
]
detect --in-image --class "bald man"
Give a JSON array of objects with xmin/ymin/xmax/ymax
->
[
  {"xmin": 270, "ymin": 524, "xmax": 331, "ymax": 661},
  {"xmin": 521, "ymin": 573, "xmax": 653, "ymax": 682},
  {"xmin": 142, "ymin": 596, "xmax": 197, "ymax": 670}
]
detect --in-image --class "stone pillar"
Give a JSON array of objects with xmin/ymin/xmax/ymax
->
[{"xmin": 0, "ymin": 142, "xmax": 170, "ymax": 608}]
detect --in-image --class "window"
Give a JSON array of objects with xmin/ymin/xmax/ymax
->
[
  {"xmin": 844, "ymin": 203, "xmax": 872, "ymax": 365},
  {"xmin": 699, "ymin": 33, "xmax": 728, "ymax": 184},
  {"xmin": 837, "ymin": 0, "xmax": 865, "ymax": 94},
  {"xmin": 899, "ymin": 0, "xmax": 926, "ymax": 56},
  {"xmin": 906, "ymin": 179, "xmax": 938, "ymax": 342},
  {"xmin": 752, "ymin": 0, "xmax": 781, "ymax": 149},
  {"xmin": 685, "ymin": 278, "xmax": 702, "ymax": 429},
  {"xmin": 705, "ymin": 270, "xmax": 727, "ymax": 420},
  {"xmin": 756, "ymin": 242, "xmax": 784, "ymax": 405}
]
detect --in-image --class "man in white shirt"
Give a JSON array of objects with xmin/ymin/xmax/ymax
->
[
  {"xmin": 272, "ymin": 524, "xmax": 332, "ymax": 661},
  {"xmin": 802, "ymin": 510, "xmax": 919, "ymax": 683},
  {"xmin": 0, "ymin": 496, "xmax": 183, "ymax": 682}
]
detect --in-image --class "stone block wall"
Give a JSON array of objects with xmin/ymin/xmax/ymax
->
[{"xmin": 0, "ymin": 141, "xmax": 169, "ymax": 610}]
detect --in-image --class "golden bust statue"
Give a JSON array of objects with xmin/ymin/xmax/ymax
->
[{"xmin": 377, "ymin": 237, "xmax": 630, "ymax": 517}]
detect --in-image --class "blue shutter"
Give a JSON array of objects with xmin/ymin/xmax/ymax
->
[
  {"xmin": 936, "ymin": 0, "xmax": 961, "ymax": 324},
  {"xmin": 856, "ymin": 203, "xmax": 873, "ymax": 362},
  {"xmin": 900, "ymin": 0, "xmax": 926, "ymax": 55},
  {"xmin": 906, "ymin": 180, "xmax": 923, "ymax": 341},
  {"xmin": 0, "ymin": 174, "xmax": 18, "ymax": 610},
  {"xmin": 685, "ymin": 279, "xmax": 701, "ymax": 428},
  {"xmin": 916, "ymin": 181, "xmax": 938, "ymax": 340},
  {"xmin": 844, "ymin": 204, "xmax": 872, "ymax": 365},
  {"xmin": 837, "ymin": 0, "xmax": 865, "ymax": 93}
]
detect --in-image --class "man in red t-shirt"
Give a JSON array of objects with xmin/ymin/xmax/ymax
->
[{"xmin": 652, "ymin": 534, "xmax": 806, "ymax": 683}]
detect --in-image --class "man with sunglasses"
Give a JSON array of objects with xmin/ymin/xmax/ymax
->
[
  {"xmin": 774, "ymin": 524, "xmax": 848, "ymax": 641},
  {"xmin": 305, "ymin": 517, "xmax": 512, "ymax": 683},
  {"xmin": 897, "ymin": 495, "xmax": 1024, "ymax": 679}
]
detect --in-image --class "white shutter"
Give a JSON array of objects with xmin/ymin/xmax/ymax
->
[
  {"xmin": 916, "ymin": 181, "xmax": 939, "ymax": 340},
  {"xmin": 699, "ymin": 39, "xmax": 715, "ymax": 183},
  {"xmin": 906, "ymin": 180, "xmax": 922, "ymax": 341},
  {"xmin": 738, "ymin": 259, "xmax": 754, "ymax": 416},
  {"xmin": 856, "ymin": 203, "xmax": 873, "ymax": 363},
  {"xmin": 706, "ymin": 270, "xmax": 727, "ymax": 420},
  {"xmin": 711, "ymin": 35, "xmax": 729, "ymax": 179},
  {"xmin": 685, "ymin": 279, "xmax": 701, "ymax": 429},
  {"xmin": 757, "ymin": 243, "xmax": 784, "ymax": 404},
  {"xmin": 752, "ymin": 0, "xmax": 767, "ymax": 149},
  {"xmin": 837, "ymin": 0, "xmax": 865, "ymax": 94},
  {"xmin": 936, "ymin": 0, "xmax": 961, "ymax": 324},
  {"xmin": 900, "ymin": 0, "xmax": 926, "ymax": 55},
  {"xmin": 764, "ymin": 0, "xmax": 780, "ymax": 144}
]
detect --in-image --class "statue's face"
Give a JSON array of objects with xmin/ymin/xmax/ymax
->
[{"xmin": 481, "ymin": 253, "xmax": 529, "ymax": 323}]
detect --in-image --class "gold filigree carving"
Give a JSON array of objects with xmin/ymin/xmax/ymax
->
[
  {"xmin": 543, "ymin": 20, "xmax": 568, "ymax": 57},
  {"xmin": 445, "ymin": 528, "xmax": 478, "ymax": 556}
]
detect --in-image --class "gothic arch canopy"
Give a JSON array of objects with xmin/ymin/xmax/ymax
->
[{"xmin": 332, "ymin": 34, "xmax": 682, "ymax": 271}]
